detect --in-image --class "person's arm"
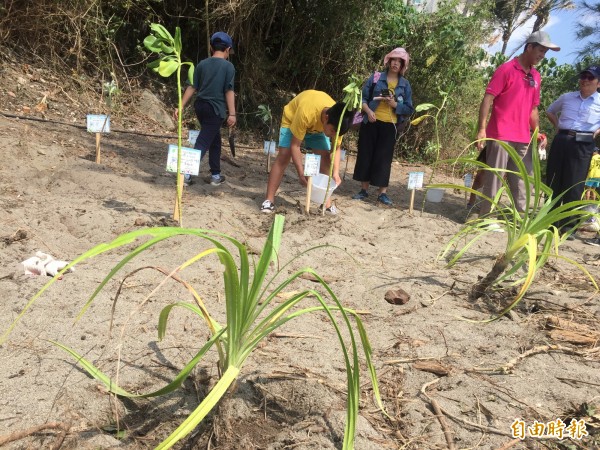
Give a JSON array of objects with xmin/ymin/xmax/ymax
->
[
  {"xmin": 290, "ymin": 135, "xmax": 308, "ymax": 186},
  {"xmin": 476, "ymin": 93, "xmax": 495, "ymax": 149},
  {"xmin": 225, "ymin": 90, "xmax": 236, "ymax": 127},
  {"xmin": 546, "ymin": 111, "xmax": 559, "ymax": 131},
  {"xmin": 174, "ymin": 85, "xmax": 197, "ymax": 120},
  {"xmin": 361, "ymin": 75, "xmax": 377, "ymax": 123},
  {"xmin": 529, "ymin": 107, "xmax": 539, "ymax": 133}
]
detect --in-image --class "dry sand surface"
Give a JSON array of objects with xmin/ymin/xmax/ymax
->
[{"xmin": 0, "ymin": 63, "xmax": 599, "ymax": 450}]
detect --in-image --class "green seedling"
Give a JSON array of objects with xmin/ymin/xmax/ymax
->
[{"xmin": 144, "ymin": 23, "xmax": 195, "ymax": 225}]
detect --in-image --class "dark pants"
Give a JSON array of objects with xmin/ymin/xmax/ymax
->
[
  {"xmin": 545, "ymin": 133, "xmax": 595, "ymax": 229},
  {"xmin": 353, "ymin": 120, "xmax": 397, "ymax": 187},
  {"xmin": 193, "ymin": 100, "xmax": 224, "ymax": 175}
]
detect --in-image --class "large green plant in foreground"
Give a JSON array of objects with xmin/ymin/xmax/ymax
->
[
  {"xmin": 2, "ymin": 215, "xmax": 382, "ymax": 449},
  {"xmin": 431, "ymin": 132, "xmax": 598, "ymax": 321}
]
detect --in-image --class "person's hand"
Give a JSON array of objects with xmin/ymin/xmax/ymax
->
[
  {"xmin": 226, "ymin": 115, "xmax": 236, "ymax": 127},
  {"xmin": 476, "ymin": 129, "xmax": 486, "ymax": 150},
  {"xmin": 173, "ymin": 108, "xmax": 180, "ymax": 121},
  {"xmin": 367, "ymin": 110, "xmax": 377, "ymax": 123},
  {"xmin": 537, "ymin": 133, "xmax": 547, "ymax": 160},
  {"xmin": 299, "ymin": 175, "xmax": 308, "ymax": 187},
  {"xmin": 333, "ymin": 173, "xmax": 342, "ymax": 187}
]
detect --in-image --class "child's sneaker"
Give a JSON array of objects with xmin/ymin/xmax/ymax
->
[
  {"xmin": 183, "ymin": 174, "xmax": 193, "ymax": 186},
  {"xmin": 210, "ymin": 174, "xmax": 226, "ymax": 186},
  {"xmin": 319, "ymin": 204, "xmax": 339, "ymax": 215},
  {"xmin": 580, "ymin": 216, "xmax": 600, "ymax": 232},
  {"xmin": 260, "ymin": 200, "xmax": 275, "ymax": 213},
  {"xmin": 352, "ymin": 189, "xmax": 369, "ymax": 200}
]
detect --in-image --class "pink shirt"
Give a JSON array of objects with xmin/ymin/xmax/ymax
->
[{"xmin": 485, "ymin": 58, "xmax": 541, "ymax": 143}]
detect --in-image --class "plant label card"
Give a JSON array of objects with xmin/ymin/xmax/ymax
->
[
  {"xmin": 407, "ymin": 171, "xmax": 424, "ymax": 190},
  {"xmin": 87, "ymin": 114, "xmax": 110, "ymax": 133},
  {"xmin": 166, "ymin": 144, "xmax": 201, "ymax": 175},
  {"xmin": 304, "ymin": 153, "xmax": 321, "ymax": 177},
  {"xmin": 340, "ymin": 149, "xmax": 347, "ymax": 161},
  {"xmin": 464, "ymin": 173, "xmax": 473, "ymax": 188},
  {"xmin": 263, "ymin": 140, "xmax": 276, "ymax": 155},
  {"xmin": 188, "ymin": 130, "xmax": 200, "ymax": 146}
]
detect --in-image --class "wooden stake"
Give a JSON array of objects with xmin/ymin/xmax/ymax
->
[
  {"xmin": 409, "ymin": 188, "xmax": 415, "ymax": 214},
  {"xmin": 305, "ymin": 176, "xmax": 313, "ymax": 213},
  {"xmin": 267, "ymin": 153, "xmax": 271, "ymax": 173},
  {"xmin": 173, "ymin": 173, "xmax": 184, "ymax": 223},
  {"xmin": 342, "ymin": 151, "xmax": 350, "ymax": 181},
  {"xmin": 95, "ymin": 132, "xmax": 101, "ymax": 163}
]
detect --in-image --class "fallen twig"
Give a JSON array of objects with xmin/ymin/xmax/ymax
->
[
  {"xmin": 430, "ymin": 398, "xmax": 456, "ymax": 450},
  {"xmin": 420, "ymin": 379, "xmax": 513, "ymax": 437},
  {"xmin": 0, "ymin": 422, "xmax": 70, "ymax": 447},
  {"xmin": 470, "ymin": 344, "xmax": 587, "ymax": 374}
]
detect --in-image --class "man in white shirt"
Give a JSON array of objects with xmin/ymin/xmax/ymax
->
[{"xmin": 545, "ymin": 65, "xmax": 600, "ymax": 238}]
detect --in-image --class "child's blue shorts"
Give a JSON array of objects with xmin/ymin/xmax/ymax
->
[
  {"xmin": 278, "ymin": 127, "xmax": 331, "ymax": 151},
  {"xmin": 585, "ymin": 178, "xmax": 600, "ymax": 188}
]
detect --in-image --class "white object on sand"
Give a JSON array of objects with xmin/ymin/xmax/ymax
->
[{"xmin": 22, "ymin": 251, "xmax": 74, "ymax": 277}]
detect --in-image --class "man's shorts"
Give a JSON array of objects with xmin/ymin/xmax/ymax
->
[{"xmin": 278, "ymin": 127, "xmax": 331, "ymax": 151}]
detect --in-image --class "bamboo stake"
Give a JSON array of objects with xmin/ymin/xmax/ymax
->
[
  {"xmin": 305, "ymin": 176, "xmax": 312, "ymax": 214},
  {"xmin": 95, "ymin": 132, "xmax": 101, "ymax": 163}
]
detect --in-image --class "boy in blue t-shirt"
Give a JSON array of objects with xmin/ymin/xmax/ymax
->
[{"xmin": 177, "ymin": 31, "xmax": 236, "ymax": 186}]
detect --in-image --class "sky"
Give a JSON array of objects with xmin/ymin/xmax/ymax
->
[{"xmin": 484, "ymin": 2, "xmax": 591, "ymax": 66}]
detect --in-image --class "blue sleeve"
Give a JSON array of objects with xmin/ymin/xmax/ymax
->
[
  {"xmin": 192, "ymin": 62, "xmax": 202, "ymax": 89},
  {"xmin": 224, "ymin": 62, "xmax": 235, "ymax": 92},
  {"xmin": 362, "ymin": 74, "xmax": 374, "ymax": 104},
  {"xmin": 395, "ymin": 79, "xmax": 414, "ymax": 117}
]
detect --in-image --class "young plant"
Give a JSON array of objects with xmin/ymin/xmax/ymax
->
[
  {"xmin": 410, "ymin": 89, "xmax": 449, "ymax": 185},
  {"xmin": 144, "ymin": 23, "xmax": 195, "ymax": 225},
  {"xmin": 431, "ymin": 132, "xmax": 599, "ymax": 321},
  {"xmin": 2, "ymin": 215, "xmax": 384, "ymax": 449}
]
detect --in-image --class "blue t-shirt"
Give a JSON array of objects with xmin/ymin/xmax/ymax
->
[{"xmin": 193, "ymin": 57, "xmax": 235, "ymax": 119}]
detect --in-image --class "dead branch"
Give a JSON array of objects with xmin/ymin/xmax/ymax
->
[
  {"xmin": 430, "ymin": 398, "xmax": 456, "ymax": 450},
  {"xmin": 0, "ymin": 422, "xmax": 70, "ymax": 447},
  {"xmin": 470, "ymin": 344, "xmax": 588, "ymax": 374}
]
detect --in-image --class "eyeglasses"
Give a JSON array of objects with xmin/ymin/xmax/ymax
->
[
  {"xmin": 524, "ymin": 73, "xmax": 535, "ymax": 87},
  {"xmin": 580, "ymin": 73, "xmax": 597, "ymax": 81}
]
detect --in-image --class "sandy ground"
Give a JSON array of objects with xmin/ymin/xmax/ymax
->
[{"xmin": 0, "ymin": 61, "xmax": 599, "ymax": 450}]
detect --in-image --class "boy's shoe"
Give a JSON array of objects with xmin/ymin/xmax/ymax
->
[
  {"xmin": 319, "ymin": 204, "xmax": 339, "ymax": 215},
  {"xmin": 377, "ymin": 193, "xmax": 393, "ymax": 206},
  {"xmin": 210, "ymin": 174, "xmax": 226, "ymax": 186},
  {"xmin": 352, "ymin": 189, "xmax": 369, "ymax": 200},
  {"xmin": 260, "ymin": 200, "xmax": 275, "ymax": 213},
  {"xmin": 580, "ymin": 217, "xmax": 600, "ymax": 232},
  {"xmin": 183, "ymin": 174, "xmax": 193, "ymax": 186},
  {"xmin": 585, "ymin": 237, "xmax": 600, "ymax": 247}
]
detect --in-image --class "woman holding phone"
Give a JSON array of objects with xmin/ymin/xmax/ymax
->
[{"xmin": 352, "ymin": 47, "xmax": 414, "ymax": 206}]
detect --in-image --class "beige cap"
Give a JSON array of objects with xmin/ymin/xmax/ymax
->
[{"xmin": 525, "ymin": 31, "xmax": 560, "ymax": 51}]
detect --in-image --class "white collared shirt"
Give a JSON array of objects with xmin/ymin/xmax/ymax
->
[{"xmin": 546, "ymin": 91, "xmax": 600, "ymax": 132}]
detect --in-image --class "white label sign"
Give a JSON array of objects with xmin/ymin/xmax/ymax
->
[
  {"xmin": 464, "ymin": 173, "xmax": 473, "ymax": 188},
  {"xmin": 263, "ymin": 140, "xmax": 276, "ymax": 155},
  {"xmin": 304, "ymin": 153, "xmax": 321, "ymax": 177},
  {"xmin": 87, "ymin": 114, "xmax": 110, "ymax": 133},
  {"xmin": 340, "ymin": 149, "xmax": 347, "ymax": 161},
  {"xmin": 407, "ymin": 171, "xmax": 425, "ymax": 190},
  {"xmin": 166, "ymin": 144, "xmax": 201, "ymax": 175},
  {"xmin": 188, "ymin": 130, "xmax": 200, "ymax": 146}
]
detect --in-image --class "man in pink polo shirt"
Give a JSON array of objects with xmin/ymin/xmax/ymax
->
[{"xmin": 475, "ymin": 31, "xmax": 560, "ymax": 222}]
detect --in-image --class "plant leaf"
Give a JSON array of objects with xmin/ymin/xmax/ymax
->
[
  {"xmin": 158, "ymin": 60, "xmax": 179, "ymax": 77},
  {"xmin": 415, "ymin": 103, "xmax": 436, "ymax": 112}
]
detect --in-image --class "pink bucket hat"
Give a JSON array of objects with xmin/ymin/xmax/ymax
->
[{"xmin": 384, "ymin": 48, "xmax": 410, "ymax": 75}]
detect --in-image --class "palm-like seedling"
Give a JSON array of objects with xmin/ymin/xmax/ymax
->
[
  {"xmin": 430, "ymin": 132, "xmax": 598, "ymax": 321},
  {"xmin": 2, "ymin": 215, "xmax": 383, "ymax": 449},
  {"xmin": 144, "ymin": 23, "xmax": 195, "ymax": 225}
]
